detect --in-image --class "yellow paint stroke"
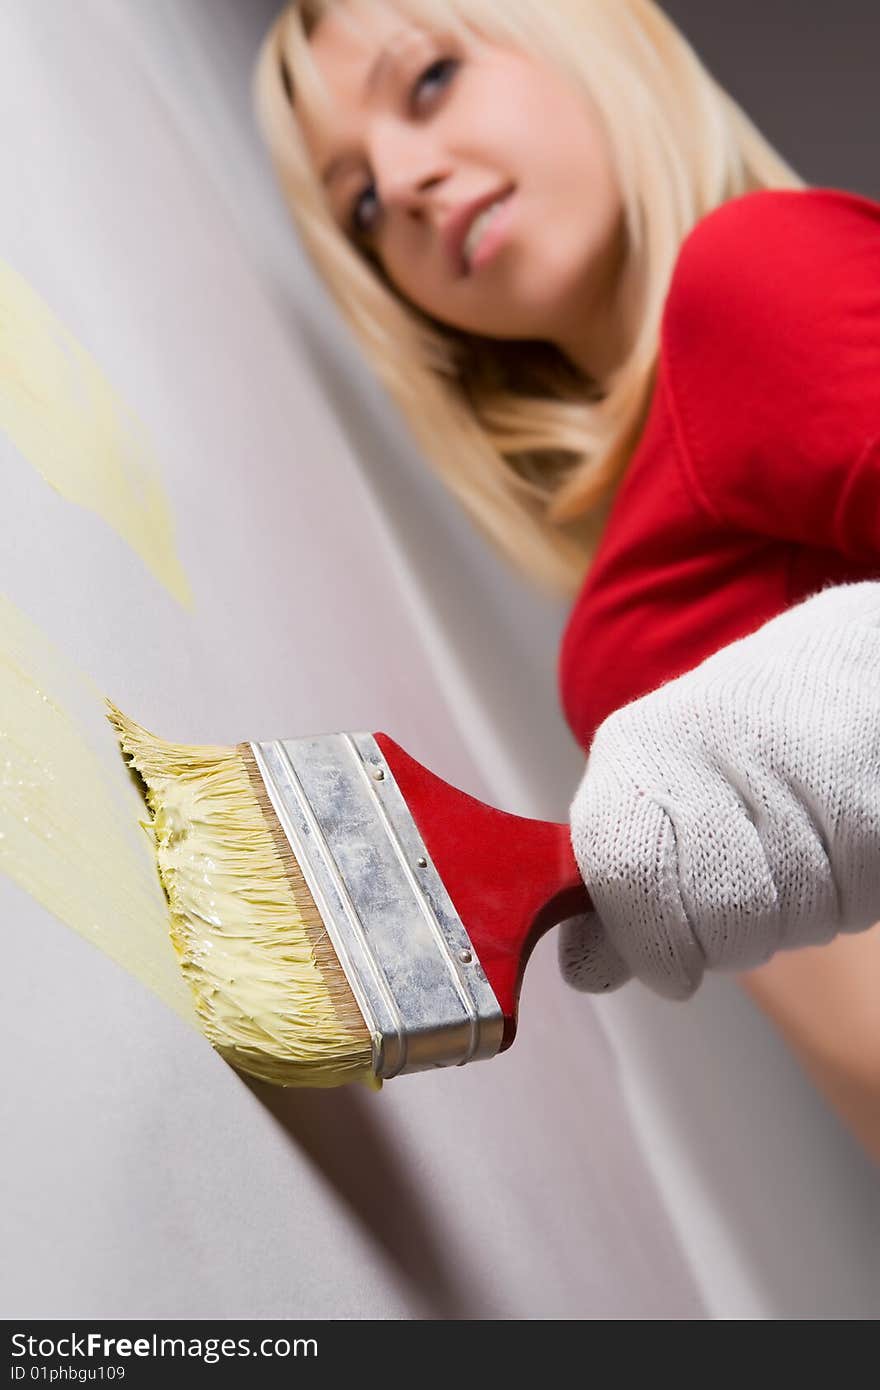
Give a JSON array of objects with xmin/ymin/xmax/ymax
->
[
  {"xmin": 0, "ymin": 260, "xmax": 191, "ymax": 606},
  {"xmin": 0, "ymin": 594, "xmax": 197, "ymax": 1026}
]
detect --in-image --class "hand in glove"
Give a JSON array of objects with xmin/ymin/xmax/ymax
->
[{"xmin": 562, "ymin": 582, "xmax": 880, "ymax": 999}]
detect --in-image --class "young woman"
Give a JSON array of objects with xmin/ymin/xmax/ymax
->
[{"xmin": 254, "ymin": 0, "xmax": 880, "ymax": 1157}]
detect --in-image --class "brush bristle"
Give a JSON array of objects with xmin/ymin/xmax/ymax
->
[{"xmin": 106, "ymin": 703, "xmax": 376, "ymax": 1089}]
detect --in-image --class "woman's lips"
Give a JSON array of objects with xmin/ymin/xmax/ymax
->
[
  {"xmin": 442, "ymin": 186, "xmax": 515, "ymax": 277},
  {"xmin": 463, "ymin": 190, "xmax": 515, "ymax": 274}
]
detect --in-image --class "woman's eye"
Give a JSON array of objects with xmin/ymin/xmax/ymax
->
[
  {"xmin": 346, "ymin": 56, "xmax": 459, "ymax": 240},
  {"xmin": 410, "ymin": 56, "xmax": 459, "ymax": 111},
  {"xmin": 350, "ymin": 182, "xmax": 380, "ymax": 238}
]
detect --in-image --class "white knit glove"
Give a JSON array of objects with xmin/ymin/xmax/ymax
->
[{"xmin": 561, "ymin": 582, "xmax": 880, "ymax": 999}]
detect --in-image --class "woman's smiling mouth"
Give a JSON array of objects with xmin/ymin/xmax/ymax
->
[{"xmin": 443, "ymin": 186, "xmax": 516, "ymax": 276}]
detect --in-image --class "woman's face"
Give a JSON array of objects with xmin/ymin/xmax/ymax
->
[{"xmin": 298, "ymin": 0, "xmax": 626, "ymax": 367}]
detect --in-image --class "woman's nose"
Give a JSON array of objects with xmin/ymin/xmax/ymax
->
[
  {"xmin": 370, "ymin": 124, "xmax": 451, "ymax": 214},
  {"xmin": 385, "ymin": 169, "xmax": 448, "ymax": 212}
]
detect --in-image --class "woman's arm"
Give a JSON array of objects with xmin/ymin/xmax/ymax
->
[
  {"xmin": 740, "ymin": 926, "xmax": 880, "ymax": 1163},
  {"xmin": 563, "ymin": 583, "xmax": 880, "ymax": 1162},
  {"xmin": 611, "ymin": 190, "xmax": 880, "ymax": 1156}
]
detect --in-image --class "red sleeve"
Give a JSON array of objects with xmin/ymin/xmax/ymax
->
[{"xmin": 662, "ymin": 188, "xmax": 880, "ymax": 562}]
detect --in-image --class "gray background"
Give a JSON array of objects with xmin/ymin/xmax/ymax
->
[{"xmin": 661, "ymin": 0, "xmax": 878, "ymax": 196}]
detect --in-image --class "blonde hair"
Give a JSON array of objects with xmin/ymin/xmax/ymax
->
[{"xmin": 255, "ymin": 0, "xmax": 803, "ymax": 596}]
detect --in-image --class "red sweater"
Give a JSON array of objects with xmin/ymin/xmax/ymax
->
[{"xmin": 558, "ymin": 187, "xmax": 880, "ymax": 753}]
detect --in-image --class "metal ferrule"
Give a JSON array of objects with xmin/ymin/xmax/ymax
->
[{"xmin": 249, "ymin": 733, "xmax": 505, "ymax": 1080}]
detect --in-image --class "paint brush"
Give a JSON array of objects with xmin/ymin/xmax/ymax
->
[{"xmin": 108, "ymin": 707, "xmax": 589, "ymax": 1089}]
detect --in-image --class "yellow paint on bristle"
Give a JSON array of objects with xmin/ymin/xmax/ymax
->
[
  {"xmin": 106, "ymin": 705, "xmax": 377, "ymax": 1090},
  {"xmin": 0, "ymin": 259, "xmax": 191, "ymax": 606}
]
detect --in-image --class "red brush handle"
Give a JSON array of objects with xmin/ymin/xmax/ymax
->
[{"xmin": 373, "ymin": 732, "xmax": 589, "ymax": 1050}]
